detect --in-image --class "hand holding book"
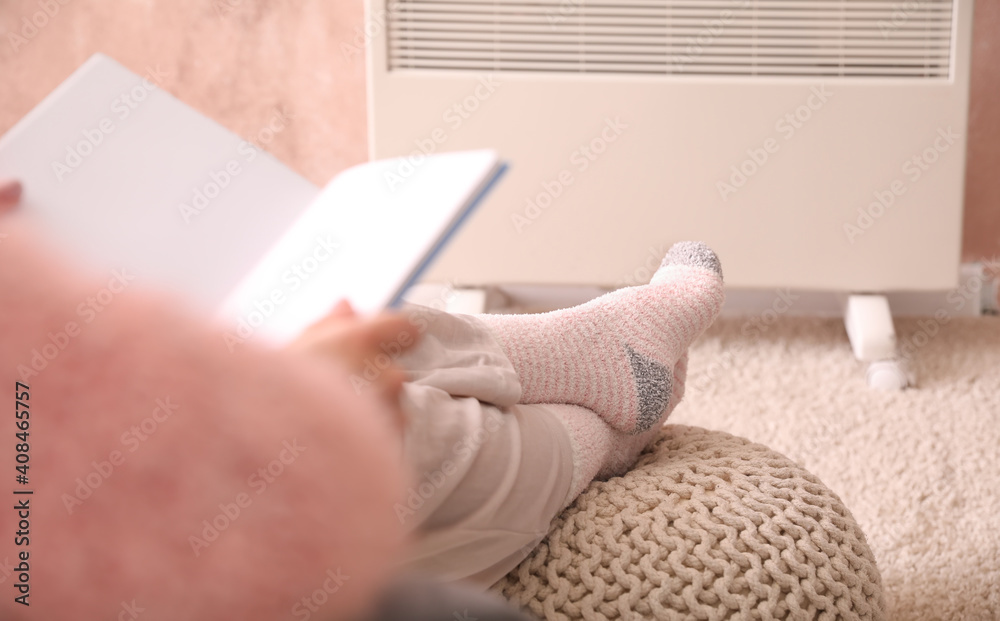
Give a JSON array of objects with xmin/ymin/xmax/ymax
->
[
  {"xmin": 0, "ymin": 179, "xmax": 417, "ymax": 433},
  {"xmin": 288, "ymin": 298, "xmax": 422, "ymax": 431}
]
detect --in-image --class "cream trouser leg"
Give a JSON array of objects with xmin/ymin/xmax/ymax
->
[{"xmin": 391, "ymin": 305, "xmax": 657, "ymax": 587}]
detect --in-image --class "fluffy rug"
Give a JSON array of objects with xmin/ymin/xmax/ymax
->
[{"xmin": 671, "ymin": 315, "xmax": 1000, "ymax": 621}]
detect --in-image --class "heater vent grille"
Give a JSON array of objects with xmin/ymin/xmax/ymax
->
[{"xmin": 385, "ymin": 0, "xmax": 953, "ymax": 78}]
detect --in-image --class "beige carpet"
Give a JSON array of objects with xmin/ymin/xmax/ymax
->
[{"xmin": 671, "ymin": 315, "xmax": 1000, "ymax": 621}]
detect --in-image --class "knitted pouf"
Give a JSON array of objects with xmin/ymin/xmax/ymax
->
[{"xmin": 493, "ymin": 425, "xmax": 885, "ymax": 621}]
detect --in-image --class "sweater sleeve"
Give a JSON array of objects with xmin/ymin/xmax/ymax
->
[{"xmin": 0, "ymin": 217, "xmax": 408, "ymax": 620}]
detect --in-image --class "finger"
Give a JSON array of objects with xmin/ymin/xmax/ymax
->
[
  {"xmin": 373, "ymin": 373, "xmax": 409, "ymax": 432},
  {"xmin": 329, "ymin": 299, "xmax": 356, "ymax": 318},
  {"xmin": 0, "ymin": 180, "xmax": 22, "ymax": 212},
  {"xmin": 358, "ymin": 313, "xmax": 422, "ymax": 351},
  {"xmin": 308, "ymin": 302, "xmax": 357, "ymax": 331},
  {"xmin": 292, "ymin": 303, "xmax": 360, "ymax": 345},
  {"xmin": 347, "ymin": 360, "xmax": 407, "ymax": 405},
  {"xmin": 377, "ymin": 366, "xmax": 408, "ymax": 401}
]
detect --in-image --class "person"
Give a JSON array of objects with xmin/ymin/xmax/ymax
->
[{"xmin": 0, "ymin": 179, "xmax": 723, "ymax": 618}]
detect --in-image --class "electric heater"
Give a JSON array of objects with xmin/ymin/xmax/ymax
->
[{"xmin": 366, "ymin": 0, "xmax": 972, "ymax": 298}]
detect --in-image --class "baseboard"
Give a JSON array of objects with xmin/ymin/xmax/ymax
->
[{"xmin": 407, "ymin": 262, "xmax": 1000, "ymax": 318}]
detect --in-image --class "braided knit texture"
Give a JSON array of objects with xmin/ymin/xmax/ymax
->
[{"xmin": 493, "ymin": 425, "xmax": 885, "ymax": 620}]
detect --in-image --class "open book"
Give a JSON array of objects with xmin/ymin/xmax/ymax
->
[{"xmin": 0, "ymin": 54, "xmax": 505, "ymax": 347}]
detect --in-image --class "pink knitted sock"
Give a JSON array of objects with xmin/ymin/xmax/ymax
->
[
  {"xmin": 552, "ymin": 402, "xmax": 668, "ymax": 503},
  {"xmin": 479, "ymin": 242, "xmax": 724, "ymax": 435}
]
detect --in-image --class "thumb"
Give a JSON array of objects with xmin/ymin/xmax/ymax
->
[{"xmin": 0, "ymin": 180, "xmax": 22, "ymax": 212}]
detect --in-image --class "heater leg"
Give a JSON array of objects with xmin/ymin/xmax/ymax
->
[
  {"xmin": 445, "ymin": 288, "xmax": 489, "ymax": 314},
  {"xmin": 447, "ymin": 287, "xmax": 515, "ymax": 313},
  {"xmin": 402, "ymin": 285, "xmax": 506, "ymax": 314},
  {"xmin": 843, "ymin": 294, "xmax": 908, "ymax": 390}
]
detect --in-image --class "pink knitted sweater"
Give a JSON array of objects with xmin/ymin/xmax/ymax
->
[{"xmin": 0, "ymin": 217, "xmax": 407, "ymax": 620}]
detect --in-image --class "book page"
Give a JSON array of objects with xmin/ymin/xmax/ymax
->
[
  {"xmin": 0, "ymin": 54, "xmax": 319, "ymax": 313},
  {"xmin": 217, "ymin": 150, "xmax": 503, "ymax": 347}
]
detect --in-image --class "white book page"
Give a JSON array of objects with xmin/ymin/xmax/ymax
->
[
  {"xmin": 217, "ymin": 150, "xmax": 504, "ymax": 347},
  {"xmin": 0, "ymin": 53, "xmax": 319, "ymax": 312}
]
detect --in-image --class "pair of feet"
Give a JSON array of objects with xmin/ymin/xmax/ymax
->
[{"xmin": 480, "ymin": 241, "xmax": 725, "ymax": 435}]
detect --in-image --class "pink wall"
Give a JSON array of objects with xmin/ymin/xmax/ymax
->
[
  {"xmin": 0, "ymin": 0, "xmax": 996, "ymax": 262},
  {"xmin": 962, "ymin": 1, "xmax": 1000, "ymax": 262},
  {"xmin": 0, "ymin": 0, "xmax": 371, "ymax": 187}
]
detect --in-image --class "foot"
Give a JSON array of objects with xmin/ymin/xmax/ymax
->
[{"xmin": 478, "ymin": 242, "xmax": 724, "ymax": 434}]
